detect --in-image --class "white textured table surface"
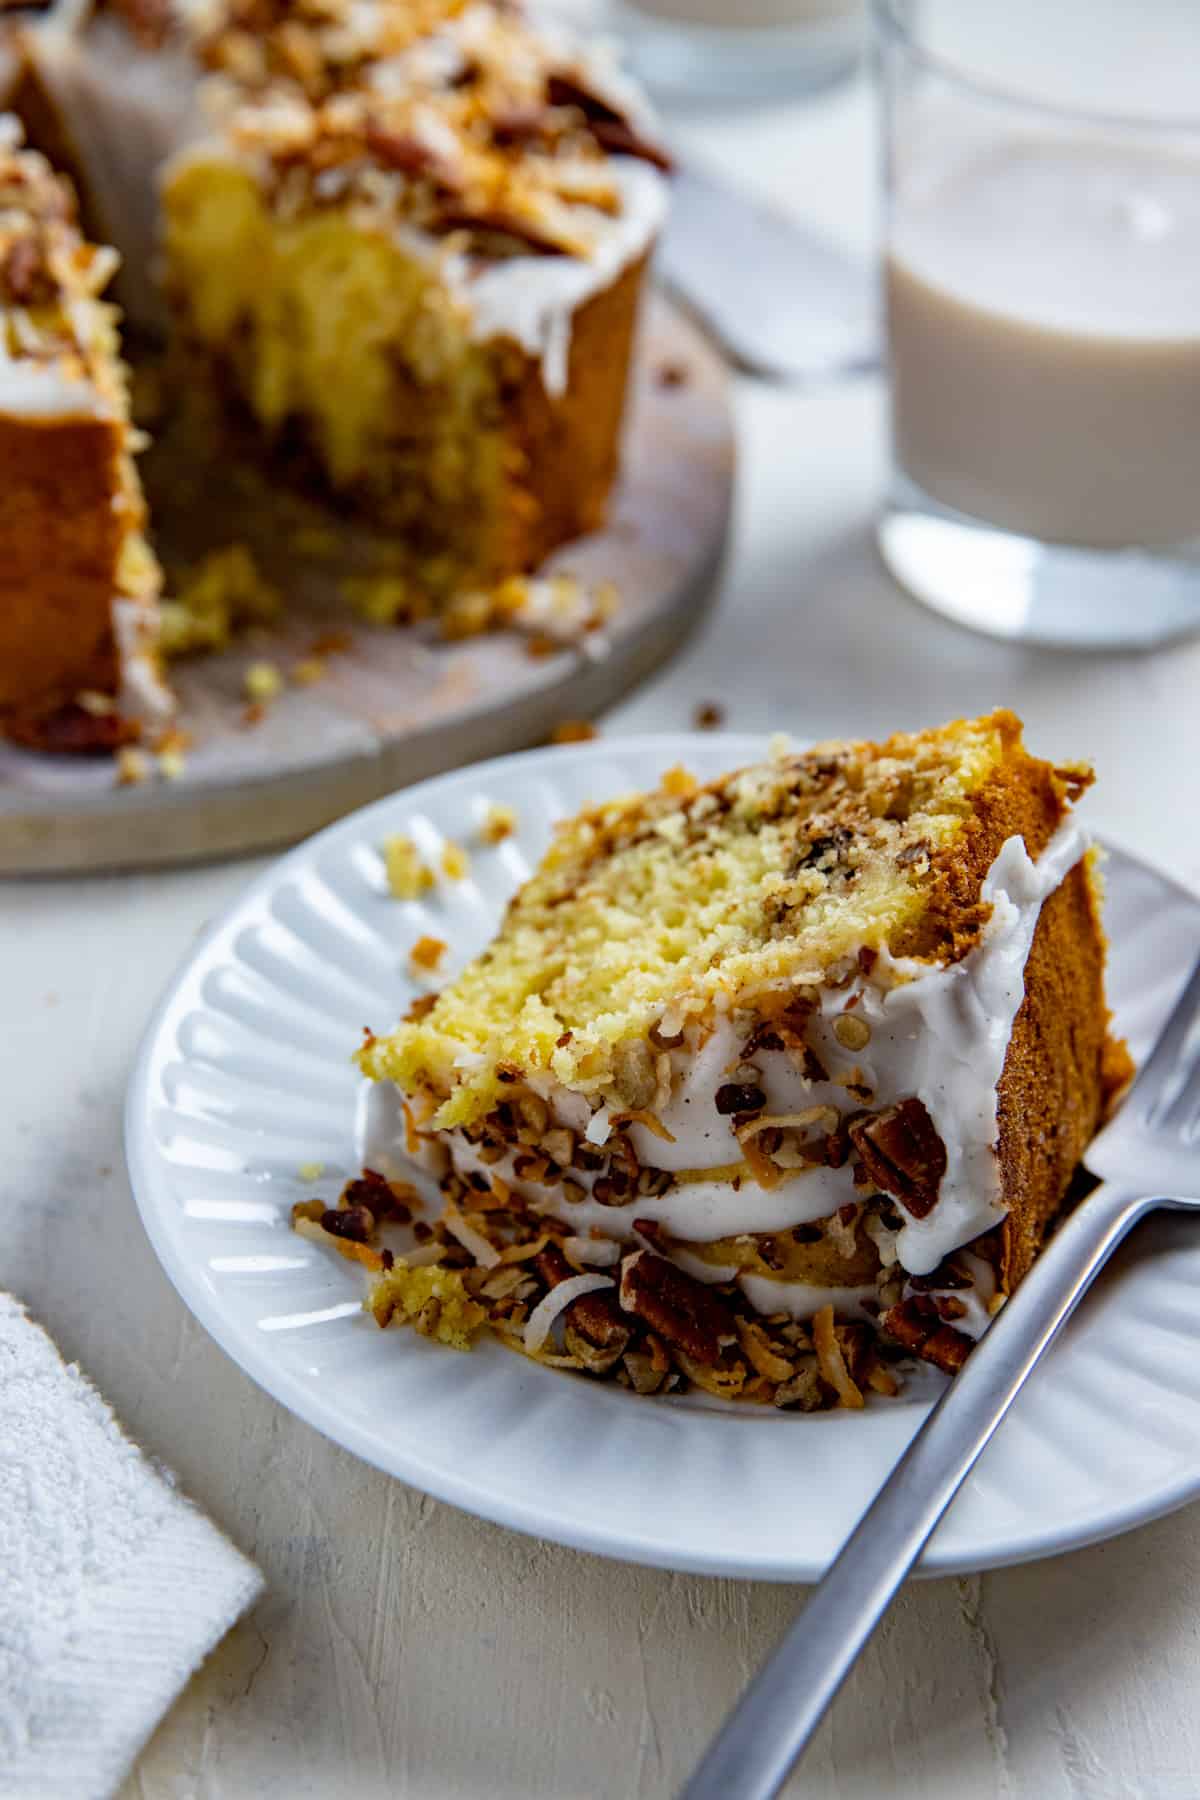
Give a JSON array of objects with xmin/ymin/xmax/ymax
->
[{"xmin": 5, "ymin": 60, "xmax": 1200, "ymax": 1800}]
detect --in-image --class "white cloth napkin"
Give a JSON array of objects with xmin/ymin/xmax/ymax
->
[{"xmin": 0, "ymin": 1295, "xmax": 264, "ymax": 1800}]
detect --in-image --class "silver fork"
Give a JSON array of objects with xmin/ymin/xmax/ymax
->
[{"xmin": 682, "ymin": 954, "xmax": 1200, "ymax": 1800}]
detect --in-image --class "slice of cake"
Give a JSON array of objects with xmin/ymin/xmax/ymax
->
[
  {"xmin": 302, "ymin": 712, "xmax": 1129, "ymax": 1408},
  {"xmin": 160, "ymin": 0, "xmax": 669, "ymax": 602},
  {"xmin": 0, "ymin": 116, "xmax": 170, "ymax": 752}
]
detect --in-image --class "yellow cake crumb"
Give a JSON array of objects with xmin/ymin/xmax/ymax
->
[
  {"xmin": 159, "ymin": 545, "xmax": 282, "ymax": 657},
  {"xmin": 298, "ymin": 1160, "xmax": 326, "ymax": 1181},
  {"xmin": 244, "ymin": 660, "xmax": 283, "ymax": 702},
  {"xmin": 158, "ymin": 746, "xmax": 187, "ymax": 781},
  {"xmin": 440, "ymin": 842, "xmax": 469, "ymax": 881},
  {"xmin": 343, "ymin": 573, "xmax": 428, "ymax": 627},
  {"xmin": 291, "ymin": 657, "xmax": 326, "ymax": 686},
  {"xmin": 410, "ymin": 934, "xmax": 447, "ymax": 974},
  {"xmin": 384, "ymin": 834, "xmax": 435, "ymax": 900},
  {"xmin": 479, "ymin": 802, "xmax": 517, "ymax": 845},
  {"xmin": 116, "ymin": 746, "xmax": 151, "ymax": 786},
  {"xmin": 366, "ymin": 1262, "xmax": 487, "ymax": 1348},
  {"xmin": 550, "ymin": 719, "xmax": 597, "ymax": 744}
]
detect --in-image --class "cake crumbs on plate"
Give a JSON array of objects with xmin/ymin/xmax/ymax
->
[
  {"xmin": 384, "ymin": 834, "xmax": 435, "ymax": 900},
  {"xmin": 291, "ymin": 656, "xmax": 326, "ymax": 686},
  {"xmin": 550, "ymin": 719, "xmax": 597, "ymax": 744},
  {"xmin": 478, "ymin": 802, "xmax": 518, "ymax": 845},
  {"xmin": 244, "ymin": 660, "xmax": 283, "ymax": 702},
  {"xmin": 115, "ymin": 746, "xmax": 151, "ymax": 786},
  {"xmin": 298, "ymin": 1160, "xmax": 326, "ymax": 1182},
  {"xmin": 694, "ymin": 701, "xmax": 725, "ymax": 730},
  {"xmin": 440, "ymin": 842, "xmax": 470, "ymax": 881},
  {"xmin": 410, "ymin": 934, "xmax": 448, "ymax": 975},
  {"xmin": 159, "ymin": 545, "xmax": 283, "ymax": 657}
]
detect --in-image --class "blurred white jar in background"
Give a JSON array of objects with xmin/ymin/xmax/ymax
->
[{"xmin": 613, "ymin": 0, "xmax": 865, "ymax": 99}]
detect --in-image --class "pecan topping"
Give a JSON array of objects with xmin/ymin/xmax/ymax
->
[
  {"xmin": 715, "ymin": 1082, "xmax": 766, "ymax": 1116},
  {"xmin": 535, "ymin": 1244, "xmax": 630, "ymax": 1366},
  {"xmin": 848, "ymin": 1099, "xmax": 946, "ymax": 1218},
  {"xmin": 618, "ymin": 1250, "xmax": 735, "ymax": 1366},
  {"xmin": 882, "ymin": 1297, "xmax": 972, "ymax": 1374},
  {"xmin": 433, "ymin": 206, "xmax": 568, "ymax": 255},
  {"xmin": 364, "ymin": 122, "xmax": 446, "ymax": 180},
  {"xmin": 319, "ymin": 1204, "xmax": 375, "ymax": 1243},
  {"xmin": 1, "ymin": 236, "xmax": 53, "ymax": 307},
  {"xmin": 545, "ymin": 72, "xmax": 673, "ymax": 171},
  {"xmin": 342, "ymin": 1169, "xmax": 414, "ymax": 1224}
]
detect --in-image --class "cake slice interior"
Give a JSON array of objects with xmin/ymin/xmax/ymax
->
[
  {"xmin": 295, "ymin": 712, "xmax": 1131, "ymax": 1407},
  {"xmin": 160, "ymin": 3, "xmax": 667, "ymax": 604}
]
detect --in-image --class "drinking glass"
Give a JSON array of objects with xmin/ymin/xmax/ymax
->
[{"xmin": 876, "ymin": 0, "xmax": 1200, "ymax": 648}]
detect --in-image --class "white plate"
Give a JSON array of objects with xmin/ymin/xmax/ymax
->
[{"xmin": 127, "ymin": 735, "xmax": 1200, "ymax": 1581}]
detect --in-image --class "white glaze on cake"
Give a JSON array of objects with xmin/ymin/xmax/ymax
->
[
  {"xmin": 365, "ymin": 820, "xmax": 1091, "ymax": 1311},
  {"xmin": 446, "ymin": 157, "xmax": 668, "ymax": 395}
]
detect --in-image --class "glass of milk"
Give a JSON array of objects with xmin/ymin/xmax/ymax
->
[
  {"xmin": 876, "ymin": 0, "xmax": 1200, "ymax": 648},
  {"xmin": 614, "ymin": 0, "xmax": 866, "ymax": 100}
]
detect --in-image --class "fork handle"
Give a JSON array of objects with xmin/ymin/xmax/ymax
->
[{"xmin": 681, "ymin": 1183, "xmax": 1156, "ymax": 1800}]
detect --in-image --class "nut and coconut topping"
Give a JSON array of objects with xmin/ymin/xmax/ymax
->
[
  {"xmin": 291, "ymin": 1110, "xmax": 991, "ymax": 1406},
  {"xmin": 201, "ymin": 0, "xmax": 670, "ymax": 259}
]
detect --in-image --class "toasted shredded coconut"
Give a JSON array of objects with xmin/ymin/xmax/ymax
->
[
  {"xmin": 562, "ymin": 1235, "xmax": 621, "ymax": 1267},
  {"xmin": 813, "ymin": 1304, "xmax": 864, "ymax": 1410},
  {"xmin": 585, "ymin": 1106, "xmax": 613, "ymax": 1146},
  {"xmin": 523, "ymin": 1272, "xmax": 615, "ymax": 1355},
  {"xmin": 442, "ymin": 1200, "xmax": 501, "ymax": 1267}
]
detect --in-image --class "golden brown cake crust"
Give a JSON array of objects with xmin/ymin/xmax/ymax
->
[
  {"xmin": 0, "ymin": 412, "xmax": 125, "ymax": 718},
  {"xmin": 906, "ymin": 708, "xmax": 1082, "ymax": 961},
  {"xmin": 492, "ymin": 250, "xmax": 648, "ymax": 575},
  {"xmin": 995, "ymin": 856, "xmax": 1113, "ymax": 1292}
]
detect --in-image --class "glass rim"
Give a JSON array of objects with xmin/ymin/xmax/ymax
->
[{"xmin": 872, "ymin": 0, "xmax": 1200, "ymax": 136}]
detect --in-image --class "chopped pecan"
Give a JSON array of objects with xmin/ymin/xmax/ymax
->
[
  {"xmin": 535, "ymin": 1245, "xmax": 630, "ymax": 1369},
  {"xmin": 343, "ymin": 1168, "xmax": 414, "ymax": 1224},
  {"xmin": 491, "ymin": 104, "xmax": 552, "ymax": 148},
  {"xmin": 588, "ymin": 117, "xmax": 674, "ymax": 172},
  {"xmin": 618, "ymin": 1249, "xmax": 735, "ymax": 1366},
  {"xmin": 896, "ymin": 838, "xmax": 932, "ymax": 869},
  {"xmin": 319, "ymin": 1204, "xmax": 375, "ymax": 1243},
  {"xmin": 2, "ymin": 236, "xmax": 53, "ymax": 307},
  {"xmin": 773, "ymin": 1356, "xmax": 827, "ymax": 1411},
  {"xmin": 882, "ymin": 1297, "xmax": 972, "ymax": 1374},
  {"xmin": 715, "ymin": 1082, "xmax": 765, "ymax": 1116},
  {"xmin": 793, "ymin": 826, "xmax": 853, "ymax": 875},
  {"xmin": 848, "ymin": 1099, "xmax": 946, "ymax": 1218},
  {"xmin": 364, "ymin": 121, "xmax": 445, "ymax": 179},
  {"xmin": 545, "ymin": 72, "xmax": 673, "ymax": 170},
  {"xmin": 433, "ymin": 205, "xmax": 568, "ymax": 255}
]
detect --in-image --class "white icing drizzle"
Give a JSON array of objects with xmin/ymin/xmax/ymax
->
[
  {"xmin": 112, "ymin": 598, "xmax": 174, "ymax": 727},
  {"xmin": 0, "ymin": 358, "xmax": 105, "ymax": 419},
  {"xmin": 443, "ymin": 158, "xmax": 669, "ymax": 396},
  {"xmin": 903, "ymin": 1249, "xmax": 999, "ymax": 1343},
  {"xmin": 364, "ymin": 818, "xmax": 1090, "ymax": 1309},
  {"xmin": 737, "ymin": 1273, "xmax": 878, "ymax": 1324}
]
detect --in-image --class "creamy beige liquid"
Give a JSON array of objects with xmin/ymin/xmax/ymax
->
[{"xmin": 888, "ymin": 136, "xmax": 1200, "ymax": 549}]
